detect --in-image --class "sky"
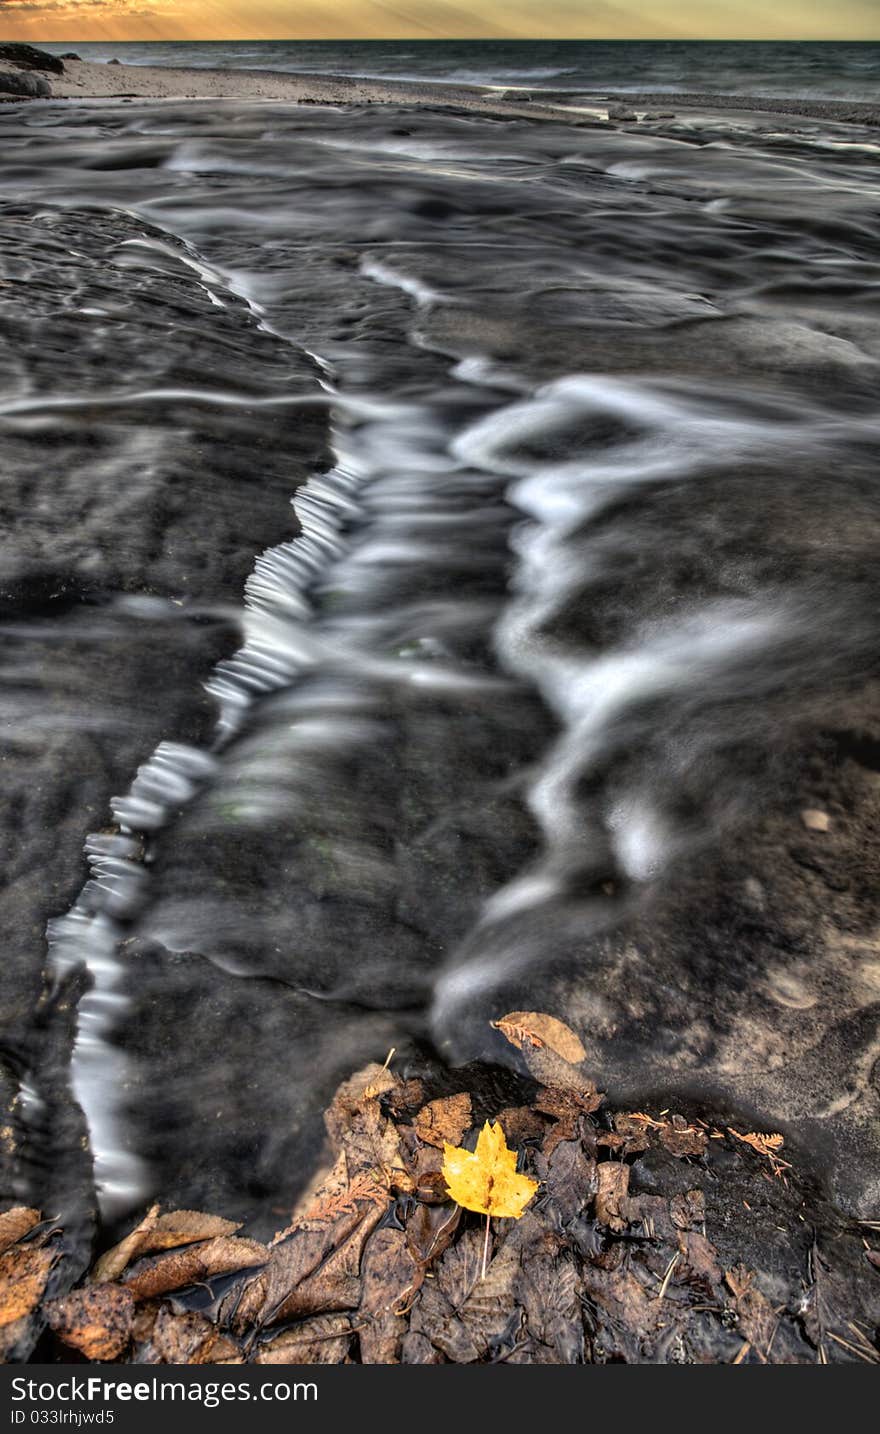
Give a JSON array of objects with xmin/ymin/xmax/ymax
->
[{"xmin": 0, "ymin": 0, "xmax": 878, "ymax": 43}]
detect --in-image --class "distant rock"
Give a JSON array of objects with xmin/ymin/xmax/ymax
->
[
  {"xmin": 59, "ymin": 53, "xmax": 83, "ymax": 62},
  {"xmin": 642, "ymin": 111, "xmax": 676, "ymax": 120},
  {"xmin": 0, "ymin": 43, "xmax": 65, "ymax": 75},
  {"xmin": 107, "ymin": 58, "xmax": 123, "ymax": 66},
  {"xmin": 0, "ymin": 69, "xmax": 51, "ymax": 99},
  {"xmin": 800, "ymin": 808, "xmax": 831, "ymax": 832},
  {"xmin": 608, "ymin": 104, "xmax": 638, "ymax": 122}
]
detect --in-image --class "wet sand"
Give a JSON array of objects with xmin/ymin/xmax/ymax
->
[{"xmin": 48, "ymin": 58, "xmax": 880, "ymax": 130}]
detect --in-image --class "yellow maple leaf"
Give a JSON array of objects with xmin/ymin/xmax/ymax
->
[{"xmin": 442, "ymin": 1121, "xmax": 538, "ymax": 1220}]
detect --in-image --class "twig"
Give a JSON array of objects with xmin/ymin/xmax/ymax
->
[
  {"xmin": 656, "ymin": 1252, "xmax": 679, "ymax": 1301},
  {"xmin": 481, "ymin": 1213, "xmax": 491, "ymax": 1281},
  {"xmin": 827, "ymin": 1329, "xmax": 880, "ymax": 1363}
]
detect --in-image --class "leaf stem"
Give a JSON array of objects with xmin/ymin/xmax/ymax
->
[{"xmin": 481, "ymin": 1211, "xmax": 490, "ymax": 1281}]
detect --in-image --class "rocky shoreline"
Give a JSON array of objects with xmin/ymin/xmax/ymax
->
[
  {"xmin": 1, "ymin": 43, "xmax": 878, "ymax": 1362},
  {"xmin": 2, "ymin": 44, "xmax": 879, "ymax": 129}
]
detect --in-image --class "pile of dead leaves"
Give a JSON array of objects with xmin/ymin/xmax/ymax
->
[{"xmin": 1, "ymin": 1011, "xmax": 878, "ymax": 1365}]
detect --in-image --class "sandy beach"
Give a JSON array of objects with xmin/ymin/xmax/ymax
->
[{"xmin": 43, "ymin": 56, "xmax": 880, "ymax": 128}]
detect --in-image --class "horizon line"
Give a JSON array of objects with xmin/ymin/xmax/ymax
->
[{"xmin": 16, "ymin": 35, "xmax": 880, "ymax": 44}]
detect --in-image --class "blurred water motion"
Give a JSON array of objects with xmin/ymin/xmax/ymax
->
[{"xmin": 0, "ymin": 96, "xmax": 879, "ymax": 1225}]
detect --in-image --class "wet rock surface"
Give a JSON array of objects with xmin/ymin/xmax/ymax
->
[
  {"xmin": 0, "ymin": 70, "xmax": 51, "ymax": 99},
  {"xmin": 0, "ymin": 96, "xmax": 877, "ymax": 1272},
  {"xmin": 0, "ymin": 44, "xmax": 64, "ymax": 76},
  {"xmin": 0, "ymin": 202, "xmax": 325, "ymax": 1232}
]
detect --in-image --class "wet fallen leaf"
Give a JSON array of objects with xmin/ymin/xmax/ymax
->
[
  {"xmin": 677, "ymin": 1231, "xmax": 723, "ymax": 1287},
  {"xmin": 725, "ymin": 1265, "xmax": 777, "ymax": 1360},
  {"xmin": 494, "ymin": 1105, "xmax": 547, "ymax": 1145},
  {"xmin": 405, "ymin": 1200, "xmax": 461, "ymax": 1269},
  {"xmin": 669, "ymin": 1189, "xmax": 706, "ymax": 1231},
  {"xmin": 660, "ymin": 1119, "xmax": 708, "ymax": 1159},
  {"xmin": 594, "ymin": 1162, "xmax": 630, "ymax": 1231},
  {"xmin": 141, "ymin": 1305, "xmax": 241, "ymax": 1365},
  {"xmin": 141, "ymin": 1210, "xmax": 241, "ymax": 1253},
  {"xmin": 536, "ymin": 1138, "xmax": 596, "ymax": 1227},
  {"xmin": 324, "ymin": 1061, "xmax": 409, "ymax": 1189},
  {"xmin": 0, "ymin": 1244, "xmax": 56, "ymax": 1328},
  {"xmin": 442, "ymin": 1122, "xmax": 538, "ymax": 1219},
  {"xmin": 412, "ymin": 1225, "xmax": 524, "ymax": 1363},
  {"xmin": 386, "ymin": 1078, "xmax": 425, "ymax": 1116},
  {"xmin": 45, "ymin": 1285, "xmax": 134, "ymax": 1362},
  {"xmin": 255, "ymin": 1314, "xmax": 353, "ymax": 1365},
  {"xmin": 492, "ymin": 1011, "xmax": 587, "ymax": 1064},
  {"xmin": 598, "ymin": 1114, "xmax": 651, "ymax": 1157},
  {"xmin": 414, "ymin": 1093, "xmax": 472, "ymax": 1150},
  {"xmin": 92, "ymin": 1204, "xmax": 160, "ymax": 1284},
  {"xmin": 123, "ymin": 1236, "xmax": 267, "ymax": 1302},
  {"xmin": 239, "ymin": 1193, "xmax": 384, "ymax": 1330},
  {"xmin": 579, "ymin": 1261, "xmax": 668, "ymax": 1359},
  {"xmin": 515, "ymin": 1247, "xmax": 584, "ymax": 1364},
  {"xmin": 534, "ymin": 1086, "xmax": 603, "ymax": 1155},
  {"xmin": 0, "ymin": 1208, "xmax": 40, "ymax": 1257},
  {"xmin": 358, "ymin": 1226, "xmax": 418, "ymax": 1361}
]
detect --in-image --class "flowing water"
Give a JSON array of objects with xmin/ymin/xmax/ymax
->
[
  {"xmin": 41, "ymin": 40, "xmax": 880, "ymax": 103},
  {"xmin": 1, "ymin": 94, "xmax": 879, "ymax": 1231}
]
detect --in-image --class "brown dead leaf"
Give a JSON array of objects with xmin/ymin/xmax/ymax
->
[
  {"xmin": 142, "ymin": 1305, "xmax": 241, "ymax": 1365},
  {"xmin": 123, "ymin": 1236, "xmax": 267, "ymax": 1302},
  {"xmin": 669, "ymin": 1189, "xmax": 706, "ymax": 1231},
  {"xmin": 0, "ymin": 1208, "xmax": 40, "ymax": 1256},
  {"xmin": 400, "ymin": 1330, "xmax": 446, "ymax": 1363},
  {"xmin": 598, "ymin": 1114, "xmax": 651, "ymax": 1157},
  {"xmin": 534, "ymin": 1086, "xmax": 602, "ymax": 1156},
  {"xmin": 92, "ymin": 1204, "xmax": 160, "ymax": 1284},
  {"xmin": 405, "ymin": 1201, "xmax": 461, "ymax": 1270},
  {"xmin": 141, "ymin": 1210, "xmax": 241, "ymax": 1253},
  {"xmin": 494, "ymin": 1106, "xmax": 547, "ymax": 1144},
  {"xmin": 45, "ymin": 1285, "xmax": 134, "ymax": 1362},
  {"xmin": 0, "ymin": 1244, "xmax": 55, "ymax": 1328},
  {"xmin": 255, "ymin": 1314, "xmax": 353, "ymax": 1365},
  {"xmin": 416, "ymin": 1224, "xmax": 527, "ymax": 1363},
  {"xmin": 413, "ymin": 1168, "xmax": 450, "ymax": 1205},
  {"xmin": 725, "ymin": 1264, "xmax": 777, "ymax": 1360},
  {"xmin": 129, "ymin": 1300, "xmax": 161, "ymax": 1357},
  {"xmin": 580, "ymin": 1261, "xmax": 668, "ymax": 1358},
  {"xmin": 595, "ymin": 1163, "xmax": 630, "ymax": 1231},
  {"xmin": 527, "ymin": 1042, "xmax": 601, "ymax": 1093},
  {"xmin": 358, "ymin": 1226, "xmax": 419, "ymax": 1361},
  {"xmin": 385, "ymin": 1078, "xmax": 425, "ymax": 1116},
  {"xmin": 240, "ymin": 1200, "xmax": 385, "ymax": 1330},
  {"xmin": 677, "ymin": 1231, "xmax": 723, "ymax": 1287},
  {"xmin": 622, "ymin": 1193, "xmax": 678, "ymax": 1242},
  {"xmin": 325, "ymin": 1062, "xmax": 396, "ymax": 1139},
  {"xmin": 536, "ymin": 1138, "xmax": 597, "ymax": 1226},
  {"xmin": 324, "ymin": 1062, "xmax": 409, "ymax": 1189},
  {"xmin": 515, "ymin": 1248, "xmax": 584, "ymax": 1364},
  {"xmin": 413, "ymin": 1093, "xmax": 472, "ymax": 1150},
  {"xmin": 492, "ymin": 1011, "xmax": 587, "ymax": 1064},
  {"xmin": 660, "ymin": 1118, "xmax": 708, "ymax": 1159}
]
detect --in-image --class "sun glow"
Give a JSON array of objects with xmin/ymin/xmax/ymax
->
[{"xmin": 0, "ymin": 0, "xmax": 877, "ymax": 44}]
